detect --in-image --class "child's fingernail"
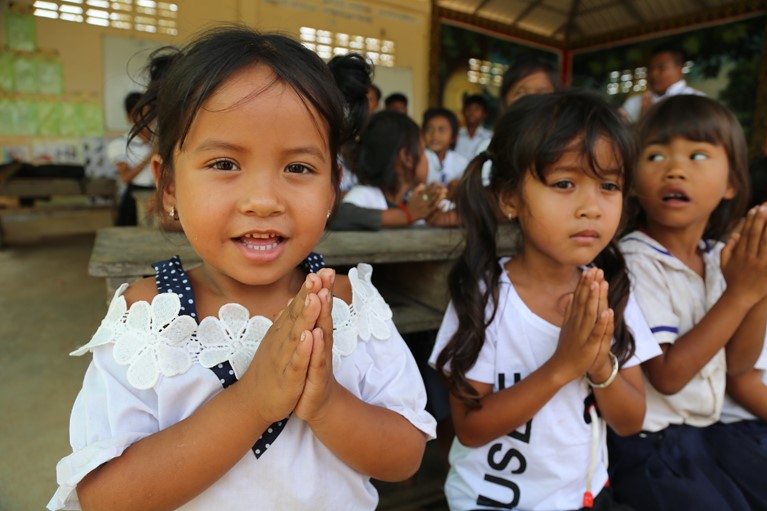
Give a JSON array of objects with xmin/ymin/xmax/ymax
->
[
  {"xmin": 305, "ymin": 295, "xmax": 311, "ymax": 306},
  {"xmin": 300, "ymin": 331, "xmax": 306, "ymax": 342}
]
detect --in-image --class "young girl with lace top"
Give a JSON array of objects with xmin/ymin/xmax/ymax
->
[
  {"xmin": 607, "ymin": 95, "xmax": 767, "ymax": 511},
  {"xmin": 429, "ymin": 90, "xmax": 661, "ymax": 511},
  {"xmin": 48, "ymin": 27, "xmax": 435, "ymax": 511}
]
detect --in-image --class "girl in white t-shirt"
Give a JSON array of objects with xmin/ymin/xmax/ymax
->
[
  {"xmin": 609, "ymin": 95, "xmax": 767, "ymax": 510},
  {"xmin": 48, "ymin": 27, "xmax": 435, "ymax": 511},
  {"xmin": 429, "ymin": 90, "xmax": 661, "ymax": 511}
]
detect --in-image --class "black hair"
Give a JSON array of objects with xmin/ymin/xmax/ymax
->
[
  {"xmin": 352, "ymin": 110, "xmax": 421, "ymax": 198},
  {"xmin": 131, "ymin": 25, "xmax": 369, "ymax": 221},
  {"xmin": 499, "ymin": 58, "xmax": 560, "ymax": 108},
  {"xmin": 626, "ymin": 95, "xmax": 750, "ymax": 241},
  {"xmin": 462, "ymin": 94, "xmax": 487, "ymax": 111},
  {"xmin": 328, "ymin": 53, "xmax": 373, "ymax": 143},
  {"xmin": 123, "ymin": 91, "xmax": 143, "ymax": 116},
  {"xmin": 422, "ymin": 107, "xmax": 460, "ymax": 139},
  {"xmin": 384, "ymin": 92, "xmax": 408, "ymax": 107},
  {"xmin": 437, "ymin": 90, "xmax": 637, "ymax": 408},
  {"xmin": 649, "ymin": 43, "xmax": 685, "ymax": 66}
]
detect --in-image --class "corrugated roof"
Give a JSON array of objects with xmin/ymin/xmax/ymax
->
[{"xmin": 436, "ymin": 0, "xmax": 767, "ymax": 49}]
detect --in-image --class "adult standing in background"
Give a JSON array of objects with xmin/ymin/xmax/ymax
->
[
  {"xmin": 455, "ymin": 94, "xmax": 492, "ymax": 160},
  {"xmin": 621, "ymin": 43, "xmax": 705, "ymax": 123},
  {"xmin": 106, "ymin": 91, "xmax": 154, "ymax": 226}
]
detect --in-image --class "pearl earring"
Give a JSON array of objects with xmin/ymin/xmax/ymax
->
[
  {"xmin": 326, "ymin": 210, "xmax": 331, "ymax": 220},
  {"xmin": 169, "ymin": 206, "xmax": 177, "ymax": 220}
]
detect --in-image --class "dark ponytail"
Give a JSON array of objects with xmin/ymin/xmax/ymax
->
[{"xmin": 436, "ymin": 150, "xmax": 503, "ymax": 406}]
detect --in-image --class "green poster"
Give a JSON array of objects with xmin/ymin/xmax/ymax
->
[
  {"xmin": 0, "ymin": 99, "xmax": 14, "ymax": 135},
  {"xmin": 38, "ymin": 101, "xmax": 62, "ymax": 136},
  {"xmin": 15, "ymin": 100, "xmax": 39, "ymax": 135},
  {"xmin": 38, "ymin": 59, "xmax": 64, "ymax": 96},
  {"xmin": 13, "ymin": 55, "xmax": 38, "ymax": 94},
  {"xmin": 81, "ymin": 103, "xmax": 104, "ymax": 136},
  {"xmin": 60, "ymin": 102, "xmax": 83, "ymax": 137},
  {"xmin": 6, "ymin": 12, "xmax": 37, "ymax": 53},
  {"xmin": 0, "ymin": 53, "xmax": 13, "ymax": 92}
]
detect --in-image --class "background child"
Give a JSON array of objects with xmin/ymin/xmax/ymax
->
[
  {"xmin": 328, "ymin": 110, "xmax": 444, "ymax": 230},
  {"xmin": 422, "ymin": 107, "xmax": 469, "ymax": 188},
  {"xmin": 609, "ymin": 94, "xmax": 767, "ymax": 510},
  {"xmin": 430, "ymin": 90, "xmax": 661, "ymax": 511},
  {"xmin": 455, "ymin": 94, "xmax": 492, "ymax": 160},
  {"xmin": 499, "ymin": 58, "xmax": 560, "ymax": 110},
  {"xmin": 48, "ymin": 27, "xmax": 435, "ymax": 511}
]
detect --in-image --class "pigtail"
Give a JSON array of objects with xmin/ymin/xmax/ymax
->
[
  {"xmin": 437, "ymin": 151, "xmax": 502, "ymax": 409},
  {"xmin": 593, "ymin": 240, "xmax": 635, "ymax": 365},
  {"xmin": 129, "ymin": 46, "xmax": 180, "ymax": 144}
]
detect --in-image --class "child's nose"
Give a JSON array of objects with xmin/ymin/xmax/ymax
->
[
  {"xmin": 576, "ymin": 187, "xmax": 602, "ymax": 219},
  {"xmin": 238, "ymin": 172, "xmax": 285, "ymax": 216}
]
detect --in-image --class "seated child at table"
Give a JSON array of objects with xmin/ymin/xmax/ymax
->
[{"xmin": 328, "ymin": 110, "xmax": 445, "ymax": 230}]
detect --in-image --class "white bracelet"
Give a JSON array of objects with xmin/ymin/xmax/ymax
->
[{"xmin": 586, "ymin": 352, "xmax": 619, "ymax": 388}]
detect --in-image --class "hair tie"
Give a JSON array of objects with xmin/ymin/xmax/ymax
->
[{"xmin": 479, "ymin": 150, "xmax": 492, "ymax": 162}]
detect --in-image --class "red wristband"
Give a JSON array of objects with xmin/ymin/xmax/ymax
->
[{"xmin": 398, "ymin": 203, "xmax": 414, "ymax": 224}]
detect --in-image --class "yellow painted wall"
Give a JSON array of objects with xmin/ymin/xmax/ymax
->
[{"xmin": 0, "ymin": 0, "xmax": 430, "ymax": 144}]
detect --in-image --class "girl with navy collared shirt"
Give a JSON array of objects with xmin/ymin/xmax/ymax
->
[
  {"xmin": 609, "ymin": 94, "xmax": 767, "ymax": 511},
  {"xmin": 430, "ymin": 90, "xmax": 661, "ymax": 511},
  {"xmin": 48, "ymin": 27, "xmax": 435, "ymax": 511}
]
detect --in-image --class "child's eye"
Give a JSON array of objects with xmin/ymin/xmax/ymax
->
[
  {"xmin": 601, "ymin": 181, "xmax": 622, "ymax": 192},
  {"xmin": 285, "ymin": 163, "xmax": 312, "ymax": 174},
  {"xmin": 208, "ymin": 159, "xmax": 238, "ymax": 171},
  {"xmin": 646, "ymin": 153, "xmax": 665, "ymax": 162},
  {"xmin": 551, "ymin": 180, "xmax": 574, "ymax": 190},
  {"xmin": 690, "ymin": 152, "xmax": 708, "ymax": 161}
]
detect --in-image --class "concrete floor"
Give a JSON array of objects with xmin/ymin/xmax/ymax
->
[
  {"xmin": 0, "ymin": 234, "xmax": 104, "ymax": 511},
  {"xmin": 0, "ymin": 233, "xmax": 448, "ymax": 511}
]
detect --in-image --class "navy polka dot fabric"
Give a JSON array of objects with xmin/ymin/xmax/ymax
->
[{"xmin": 152, "ymin": 252, "xmax": 325, "ymax": 459}]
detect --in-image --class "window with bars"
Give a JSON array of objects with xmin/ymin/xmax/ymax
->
[
  {"xmin": 606, "ymin": 61, "xmax": 693, "ymax": 96},
  {"xmin": 29, "ymin": 0, "xmax": 178, "ymax": 35},
  {"xmin": 299, "ymin": 27, "xmax": 395, "ymax": 67}
]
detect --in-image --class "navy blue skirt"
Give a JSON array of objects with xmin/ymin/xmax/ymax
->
[
  {"xmin": 607, "ymin": 424, "xmax": 752, "ymax": 511},
  {"xmin": 704, "ymin": 420, "xmax": 767, "ymax": 511}
]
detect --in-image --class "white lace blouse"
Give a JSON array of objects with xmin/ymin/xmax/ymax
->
[{"xmin": 48, "ymin": 263, "xmax": 437, "ymax": 511}]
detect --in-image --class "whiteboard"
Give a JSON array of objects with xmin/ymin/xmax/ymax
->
[
  {"xmin": 103, "ymin": 35, "xmax": 172, "ymax": 133},
  {"xmin": 372, "ymin": 66, "xmax": 414, "ymax": 116}
]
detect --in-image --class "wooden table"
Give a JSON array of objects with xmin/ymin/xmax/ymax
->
[
  {"xmin": 0, "ymin": 177, "xmax": 117, "ymax": 246},
  {"xmin": 89, "ymin": 225, "xmax": 519, "ymax": 333}
]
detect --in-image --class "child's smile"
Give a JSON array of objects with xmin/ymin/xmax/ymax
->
[{"xmin": 168, "ymin": 64, "xmax": 335, "ymax": 292}]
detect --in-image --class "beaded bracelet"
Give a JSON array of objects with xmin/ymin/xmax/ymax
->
[{"xmin": 586, "ymin": 352, "xmax": 619, "ymax": 388}]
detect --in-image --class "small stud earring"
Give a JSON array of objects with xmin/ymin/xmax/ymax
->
[
  {"xmin": 326, "ymin": 210, "xmax": 331, "ymax": 220},
  {"xmin": 169, "ymin": 206, "xmax": 177, "ymax": 220}
]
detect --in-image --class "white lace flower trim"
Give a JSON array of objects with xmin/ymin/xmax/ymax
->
[{"xmin": 71, "ymin": 263, "xmax": 392, "ymax": 389}]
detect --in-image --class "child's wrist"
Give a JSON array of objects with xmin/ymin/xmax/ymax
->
[
  {"xmin": 398, "ymin": 203, "xmax": 414, "ymax": 224},
  {"xmin": 586, "ymin": 352, "xmax": 619, "ymax": 388}
]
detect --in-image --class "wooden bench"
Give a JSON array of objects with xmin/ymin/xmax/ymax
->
[
  {"xmin": 89, "ymin": 225, "xmax": 519, "ymax": 334},
  {"xmin": 0, "ymin": 176, "xmax": 117, "ymax": 246}
]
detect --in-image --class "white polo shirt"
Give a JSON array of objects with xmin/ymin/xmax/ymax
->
[{"xmin": 620, "ymin": 230, "xmax": 728, "ymax": 431}]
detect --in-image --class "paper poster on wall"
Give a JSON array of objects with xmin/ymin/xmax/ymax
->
[
  {"xmin": 13, "ymin": 55, "xmax": 38, "ymax": 94},
  {"xmin": 103, "ymin": 35, "xmax": 170, "ymax": 132},
  {"xmin": 82, "ymin": 104, "xmax": 104, "ymax": 136},
  {"xmin": 38, "ymin": 59, "xmax": 64, "ymax": 96},
  {"xmin": 6, "ymin": 12, "xmax": 37, "ymax": 52},
  {"xmin": 15, "ymin": 100, "xmax": 38, "ymax": 135},
  {"xmin": 60, "ymin": 103, "xmax": 83, "ymax": 137},
  {"xmin": 0, "ymin": 53, "xmax": 14, "ymax": 92},
  {"xmin": 38, "ymin": 101, "xmax": 62, "ymax": 136}
]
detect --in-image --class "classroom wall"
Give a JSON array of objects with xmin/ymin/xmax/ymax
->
[{"xmin": 0, "ymin": 0, "xmax": 430, "ymax": 147}]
